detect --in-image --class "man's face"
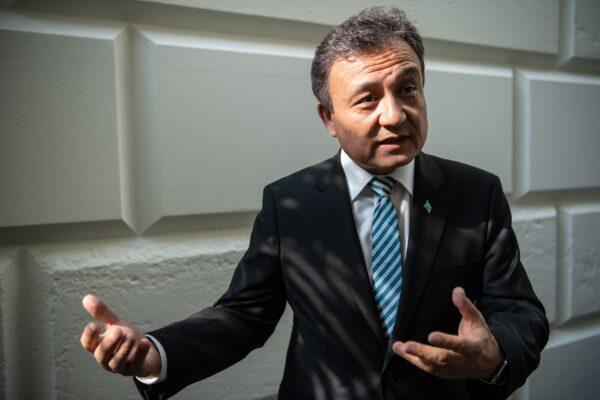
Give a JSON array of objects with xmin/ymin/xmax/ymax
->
[{"xmin": 318, "ymin": 41, "xmax": 428, "ymax": 175}]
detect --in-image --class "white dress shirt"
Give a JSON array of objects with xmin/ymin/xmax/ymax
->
[
  {"xmin": 340, "ymin": 149, "xmax": 414, "ymax": 274},
  {"xmin": 137, "ymin": 149, "xmax": 415, "ymax": 385}
]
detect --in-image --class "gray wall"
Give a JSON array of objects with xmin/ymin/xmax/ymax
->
[{"xmin": 1, "ymin": 0, "xmax": 599, "ymax": 399}]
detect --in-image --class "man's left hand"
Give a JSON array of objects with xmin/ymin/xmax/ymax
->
[{"xmin": 392, "ymin": 287, "xmax": 503, "ymax": 380}]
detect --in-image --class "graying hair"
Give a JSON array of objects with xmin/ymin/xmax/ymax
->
[{"xmin": 311, "ymin": 6, "xmax": 425, "ymax": 110}]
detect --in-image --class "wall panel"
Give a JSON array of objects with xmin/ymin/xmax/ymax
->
[
  {"xmin": 133, "ymin": 27, "xmax": 337, "ymax": 230},
  {"xmin": 425, "ymin": 62, "xmax": 512, "ymax": 191},
  {"xmin": 137, "ymin": 0, "xmax": 560, "ymax": 54},
  {"xmin": 0, "ymin": 13, "xmax": 132, "ymax": 229},
  {"xmin": 524, "ymin": 332, "xmax": 600, "ymax": 399},
  {"xmin": 31, "ymin": 232, "xmax": 290, "ymax": 400},
  {"xmin": 559, "ymin": 203, "xmax": 600, "ymax": 323},
  {"xmin": 513, "ymin": 207, "xmax": 557, "ymax": 323},
  {"xmin": 515, "ymin": 71, "xmax": 600, "ymax": 196}
]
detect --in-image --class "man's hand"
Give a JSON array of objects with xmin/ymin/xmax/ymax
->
[
  {"xmin": 392, "ymin": 287, "xmax": 503, "ymax": 380},
  {"xmin": 80, "ymin": 294, "xmax": 162, "ymax": 378}
]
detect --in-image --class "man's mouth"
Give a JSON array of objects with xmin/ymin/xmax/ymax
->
[{"xmin": 379, "ymin": 136, "xmax": 410, "ymax": 145}]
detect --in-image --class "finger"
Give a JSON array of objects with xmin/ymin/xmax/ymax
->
[
  {"xmin": 452, "ymin": 287, "xmax": 482, "ymax": 322},
  {"xmin": 108, "ymin": 335, "xmax": 135, "ymax": 374},
  {"xmin": 80, "ymin": 322, "xmax": 101, "ymax": 352},
  {"xmin": 400, "ymin": 340, "xmax": 455, "ymax": 367},
  {"xmin": 94, "ymin": 328, "xmax": 123, "ymax": 370},
  {"xmin": 82, "ymin": 294, "xmax": 121, "ymax": 326},
  {"xmin": 393, "ymin": 341, "xmax": 437, "ymax": 374},
  {"xmin": 428, "ymin": 331, "xmax": 474, "ymax": 355}
]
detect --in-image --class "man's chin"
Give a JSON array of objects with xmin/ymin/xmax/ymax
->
[{"xmin": 380, "ymin": 152, "xmax": 418, "ymax": 169}]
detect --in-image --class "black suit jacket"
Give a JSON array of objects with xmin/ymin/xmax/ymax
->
[{"xmin": 135, "ymin": 151, "xmax": 549, "ymax": 400}]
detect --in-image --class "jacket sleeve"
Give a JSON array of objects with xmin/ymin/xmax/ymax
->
[
  {"xmin": 135, "ymin": 185, "xmax": 286, "ymax": 400},
  {"xmin": 466, "ymin": 176, "xmax": 550, "ymax": 400}
]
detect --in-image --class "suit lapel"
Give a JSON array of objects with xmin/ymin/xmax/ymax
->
[
  {"xmin": 312, "ymin": 152, "xmax": 387, "ymax": 353},
  {"xmin": 383, "ymin": 152, "xmax": 449, "ymax": 370}
]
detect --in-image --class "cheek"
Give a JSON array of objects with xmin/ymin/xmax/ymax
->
[
  {"xmin": 342, "ymin": 119, "xmax": 375, "ymax": 140},
  {"xmin": 415, "ymin": 101, "xmax": 428, "ymax": 139},
  {"xmin": 407, "ymin": 107, "xmax": 427, "ymax": 130},
  {"xmin": 421, "ymin": 110, "xmax": 428, "ymax": 138},
  {"xmin": 346, "ymin": 134, "xmax": 371, "ymax": 154}
]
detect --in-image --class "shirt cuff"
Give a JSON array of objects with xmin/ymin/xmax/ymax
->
[{"xmin": 135, "ymin": 334, "xmax": 167, "ymax": 385}]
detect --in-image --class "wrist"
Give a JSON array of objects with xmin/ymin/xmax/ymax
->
[
  {"xmin": 482, "ymin": 356, "xmax": 503, "ymax": 380},
  {"xmin": 482, "ymin": 337, "xmax": 504, "ymax": 378},
  {"xmin": 135, "ymin": 346, "xmax": 162, "ymax": 384},
  {"xmin": 482, "ymin": 338, "xmax": 507, "ymax": 383},
  {"xmin": 142, "ymin": 334, "xmax": 167, "ymax": 383},
  {"xmin": 480, "ymin": 357, "xmax": 508, "ymax": 385},
  {"xmin": 146, "ymin": 340, "xmax": 163, "ymax": 377}
]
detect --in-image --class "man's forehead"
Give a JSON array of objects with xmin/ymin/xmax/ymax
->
[{"xmin": 330, "ymin": 50, "xmax": 421, "ymax": 94}]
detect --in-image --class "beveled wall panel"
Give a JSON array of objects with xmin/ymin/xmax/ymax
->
[
  {"xmin": 559, "ymin": 203, "xmax": 600, "ymax": 323},
  {"xmin": 137, "ymin": 0, "xmax": 560, "ymax": 54},
  {"xmin": 560, "ymin": 0, "xmax": 600, "ymax": 64},
  {"xmin": 29, "ymin": 232, "xmax": 290, "ymax": 400},
  {"xmin": 515, "ymin": 71, "xmax": 600, "ymax": 196},
  {"xmin": 133, "ymin": 28, "xmax": 337, "ymax": 230},
  {"xmin": 0, "ymin": 13, "xmax": 131, "ymax": 228},
  {"xmin": 425, "ymin": 62, "xmax": 512, "ymax": 191},
  {"xmin": 524, "ymin": 332, "xmax": 600, "ymax": 399},
  {"xmin": 513, "ymin": 207, "xmax": 557, "ymax": 323}
]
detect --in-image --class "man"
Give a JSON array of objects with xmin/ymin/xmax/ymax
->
[{"xmin": 80, "ymin": 7, "xmax": 548, "ymax": 399}]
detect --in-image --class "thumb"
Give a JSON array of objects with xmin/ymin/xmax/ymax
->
[
  {"xmin": 452, "ymin": 287, "xmax": 481, "ymax": 322},
  {"xmin": 82, "ymin": 294, "xmax": 121, "ymax": 326}
]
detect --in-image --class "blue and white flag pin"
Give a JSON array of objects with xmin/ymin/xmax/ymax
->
[{"xmin": 424, "ymin": 200, "xmax": 432, "ymax": 214}]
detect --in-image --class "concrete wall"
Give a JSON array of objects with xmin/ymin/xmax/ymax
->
[{"xmin": 1, "ymin": 0, "xmax": 599, "ymax": 399}]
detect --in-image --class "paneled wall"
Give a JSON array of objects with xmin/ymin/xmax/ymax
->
[{"xmin": 1, "ymin": 1, "xmax": 599, "ymax": 399}]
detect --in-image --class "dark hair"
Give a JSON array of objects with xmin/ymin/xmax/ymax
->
[{"xmin": 311, "ymin": 6, "xmax": 425, "ymax": 110}]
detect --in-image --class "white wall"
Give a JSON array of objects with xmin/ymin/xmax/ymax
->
[{"xmin": 1, "ymin": 0, "xmax": 599, "ymax": 399}]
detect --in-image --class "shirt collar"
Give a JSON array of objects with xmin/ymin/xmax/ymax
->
[{"xmin": 340, "ymin": 148, "xmax": 414, "ymax": 201}]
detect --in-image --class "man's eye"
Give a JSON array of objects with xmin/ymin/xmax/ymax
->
[
  {"xmin": 401, "ymin": 86, "xmax": 417, "ymax": 95},
  {"xmin": 360, "ymin": 95, "xmax": 378, "ymax": 103}
]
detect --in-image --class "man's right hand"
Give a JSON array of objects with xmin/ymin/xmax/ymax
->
[{"xmin": 80, "ymin": 294, "xmax": 162, "ymax": 378}]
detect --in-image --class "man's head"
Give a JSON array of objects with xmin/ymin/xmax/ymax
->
[{"xmin": 311, "ymin": 7, "xmax": 427, "ymax": 174}]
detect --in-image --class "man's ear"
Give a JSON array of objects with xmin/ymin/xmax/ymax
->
[{"xmin": 316, "ymin": 102, "xmax": 337, "ymax": 138}]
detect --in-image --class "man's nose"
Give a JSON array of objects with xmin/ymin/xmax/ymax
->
[{"xmin": 378, "ymin": 96, "xmax": 406, "ymax": 128}]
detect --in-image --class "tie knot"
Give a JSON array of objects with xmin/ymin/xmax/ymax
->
[{"xmin": 369, "ymin": 176, "xmax": 395, "ymax": 198}]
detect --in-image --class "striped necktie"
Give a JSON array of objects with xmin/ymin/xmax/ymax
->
[{"xmin": 368, "ymin": 176, "xmax": 403, "ymax": 339}]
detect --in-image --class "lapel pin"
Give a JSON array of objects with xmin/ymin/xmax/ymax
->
[{"xmin": 424, "ymin": 200, "xmax": 432, "ymax": 214}]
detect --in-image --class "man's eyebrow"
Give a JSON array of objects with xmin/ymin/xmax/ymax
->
[
  {"xmin": 349, "ymin": 80, "xmax": 379, "ymax": 96},
  {"xmin": 349, "ymin": 65, "xmax": 421, "ymax": 95},
  {"xmin": 397, "ymin": 65, "xmax": 420, "ymax": 79}
]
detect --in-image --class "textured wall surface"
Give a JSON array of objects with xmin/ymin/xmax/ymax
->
[{"xmin": 1, "ymin": 0, "xmax": 599, "ymax": 399}]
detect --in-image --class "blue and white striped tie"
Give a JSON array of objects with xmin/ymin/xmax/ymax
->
[{"xmin": 369, "ymin": 176, "xmax": 403, "ymax": 339}]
